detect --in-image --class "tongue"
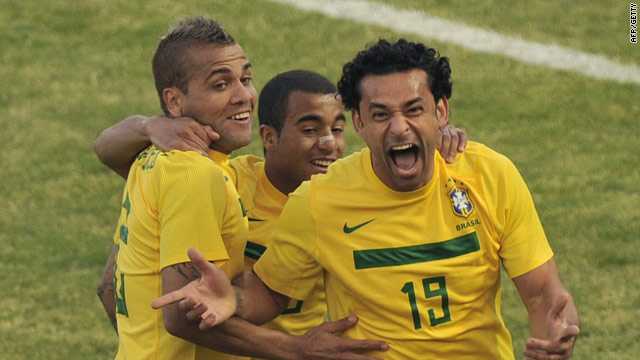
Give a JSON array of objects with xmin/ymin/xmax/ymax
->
[{"xmin": 392, "ymin": 150, "xmax": 417, "ymax": 171}]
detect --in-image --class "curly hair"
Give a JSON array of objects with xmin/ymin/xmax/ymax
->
[
  {"xmin": 338, "ymin": 39, "xmax": 452, "ymax": 111},
  {"xmin": 152, "ymin": 16, "xmax": 236, "ymax": 115},
  {"xmin": 258, "ymin": 70, "xmax": 337, "ymax": 135}
]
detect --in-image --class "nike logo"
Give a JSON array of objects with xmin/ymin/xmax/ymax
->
[
  {"xmin": 343, "ymin": 218, "xmax": 376, "ymax": 234},
  {"xmin": 248, "ymin": 217, "xmax": 266, "ymax": 222}
]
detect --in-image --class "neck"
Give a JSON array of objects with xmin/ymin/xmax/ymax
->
[{"xmin": 264, "ymin": 157, "xmax": 295, "ymax": 195}]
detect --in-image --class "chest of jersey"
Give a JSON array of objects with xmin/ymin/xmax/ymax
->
[{"xmin": 313, "ymin": 175, "xmax": 504, "ymax": 344}]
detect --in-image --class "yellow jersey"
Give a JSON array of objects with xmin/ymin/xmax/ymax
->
[
  {"xmin": 254, "ymin": 142, "xmax": 553, "ymax": 359},
  {"xmin": 113, "ymin": 146, "xmax": 248, "ymax": 360},
  {"xmin": 229, "ymin": 155, "xmax": 327, "ymax": 336}
]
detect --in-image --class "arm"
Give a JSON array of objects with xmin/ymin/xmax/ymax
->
[
  {"xmin": 93, "ymin": 115, "xmax": 218, "ymax": 179},
  {"xmin": 436, "ymin": 124, "xmax": 467, "ymax": 164},
  {"xmin": 155, "ymin": 248, "xmax": 388, "ymax": 360},
  {"xmin": 512, "ymin": 257, "xmax": 580, "ymax": 360},
  {"xmin": 96, "ymin": 243, "xmax": 118, "ymax": 333}
]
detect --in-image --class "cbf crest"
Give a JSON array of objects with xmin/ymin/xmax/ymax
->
[{"xmin": 448, "ymin": 186, "xmax": 474, "ymax": 218}]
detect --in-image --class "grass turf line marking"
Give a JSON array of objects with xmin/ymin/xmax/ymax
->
[{"xmin": 268, "ymin": 0, "xmax": 640, "ymax": 85}]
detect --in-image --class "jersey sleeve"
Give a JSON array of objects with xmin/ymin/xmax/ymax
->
[
  {"xmin": 253, "ymin": 182, "xmax": 322, "ymax": 301},
  {"xmin": 155, "ymin": 152, "xmax": 230, "ymax": 269},
  {"xmin": 497, "ymin": 158, "xmax": 554, "ymax": 278}
]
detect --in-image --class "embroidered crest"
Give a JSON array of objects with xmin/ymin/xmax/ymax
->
[{"xmin": 448, "ymin": 187, "xmax": 474, "ymax": 218}]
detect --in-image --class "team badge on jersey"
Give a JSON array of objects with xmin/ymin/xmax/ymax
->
[{"xmin": 448, "ymin": 187, "xmax": 474, "ymax": 218}]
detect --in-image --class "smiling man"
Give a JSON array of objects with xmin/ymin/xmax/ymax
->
[
  {"xmin": 154, "ymin": 39, "xmax": 580, "ymax": 360},
  {"xmin": 107, "ymin": 16, "xmax": 255, "ymax": 360}
]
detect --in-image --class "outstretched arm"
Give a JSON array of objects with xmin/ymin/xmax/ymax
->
[
  {"xmin": 436, "ymin": 124, "xmax": 467, "ymax": 164},
  {"xmin": 154, "ymin": 248, "xmax": 388, "ymax": 359},
  {"xmin": 513, "ymin": 257, "xmax": 580, "ymax": 360},
  {"xmin": 93, "ymin": 115, "xmax": 218, "ymax": 179}
]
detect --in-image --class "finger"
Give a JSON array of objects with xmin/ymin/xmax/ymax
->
[
  {"xmin": 198, "ymin": 312, "xmax": 220, "ymax": 330},
  {"xmin": 336, "ymin": 338, "xmax": 389, "ymax": 353},
  {"xmin": 186, "ymin": 304, "xmax": 207, "ymax": 322},
  {"xmin": 319, "ymin": 315, "xmax": 359, "ymax": 333},
  {"xmin": 439, "ymin": 131, "xmax": 453, "ymax": 163},
  {"xmin": 560, "ymin": 325, "xmax": 580, "ymax": 341},
  {"xmin": 178, "ymin": 296, "xmax": 200, "ymax": 311},
  {"xmin": 203, "ymin": 125, "xmax": 220, "ymax": 142},
  {"xmin": 151, "ymin": 288, "xmax": 189, "ymax": 309},
  {"xmin": 457, "ymin": 130, "xmax": 467, "ymax": 152},
  {"xmin": 187, "ymin": 247, "xmax": 213, "ymax": 276},
  {"xmin": 181, "ymin": 138, "xmax": 209, "ymax": 157},
  {"xmin": 445, "ymin": 131, "xmax": 459, "ymax": 163},
  {"xmin": 549, "ymin": 292, "xmax": 570, "ymax": 318}
]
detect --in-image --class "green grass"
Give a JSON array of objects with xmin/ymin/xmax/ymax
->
[{"xmin": 1, "ymin": 0, "xmax": 638, "ymax": 359}]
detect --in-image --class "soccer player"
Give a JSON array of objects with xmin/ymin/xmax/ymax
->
[
  {"xmin": 153, "ymin": 39, "xmax": 580, "ymax": 360},
  {"xmin": 103, "ymin": 15, "xmax": 388, "ymax": 360},
  {"xmin": 96, "ymin": 69, "xmax": 467, "ymax": 341}
]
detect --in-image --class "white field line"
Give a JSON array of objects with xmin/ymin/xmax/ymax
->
[{"xmin": 267, "ymin": 0, "xmax": 640, "ymax": 85}]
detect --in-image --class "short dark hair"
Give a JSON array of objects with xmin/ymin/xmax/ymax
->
[
  {"xmin": 258, "ymin": 70, "xmax": 338, "ymax": 134},
  {"xmin": 152, "ymin": 16, "xmax": 236, "ymax": 115},
  {"xmin": 338, "ymin": 38, "xmax": 452, "ymax": 111}
]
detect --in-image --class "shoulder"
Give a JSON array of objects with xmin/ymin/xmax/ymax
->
[
  {"xmin": 310, "ymin": 149, "xmax": 365, "ymax": 187},
  {"xmin": 448, "ymin": 141, "xmax": 518, "ymax": 175},
  {"xmin": 229, "ymin": 155, "xmax": 264, "ymax": 178},
  {"xmin": 146, "ymin": 147, "xmax": 225, "ymax": 186}
]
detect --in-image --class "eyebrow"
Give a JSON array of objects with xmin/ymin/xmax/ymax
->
[
  {"xmin": 296, "ymin": 113, "xmax": 346, "ymax": 125},
  {"xmin": 204, "ymin": 61, "xmax": 252, "ymax": 82},
  {"xmin": 368, "ymin": 97, "xmax": 425, "ymax": 111}
]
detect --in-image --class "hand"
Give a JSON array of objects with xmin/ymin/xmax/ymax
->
[
  {"xmin": 437, "ymin": 124, "xmax": 467, "ymax": 164},
  {"xmin": 146, "ymin": 116, "xmax": 220, "ymax": 157},
  {"xmin": 293, "ymin": 316, "xmax": 389, "ymax": 360},
  {"xmin": 523, "ymin": 292, "xmax": 580, "ymax": 360},
  {"xmin": 151, "ymin": 247, "xmax": 236, "ymax": 329}
]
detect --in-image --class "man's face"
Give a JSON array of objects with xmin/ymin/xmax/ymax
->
[
  {"xmin": 264, "ymin": 91, "xmax": 346, "ymax": 194},
  {"xmin": 177, "ymin": 43, "xmax": 257, "ymax": 154},
  {"xmin": 353, "ymin": 69, "xmax": 448, "ymax": 192}
]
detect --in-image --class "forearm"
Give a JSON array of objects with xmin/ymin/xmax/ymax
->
[
  {"xmin": 232, "ymin": 270, "xmax": 289, "ymax": 325},
  {"xmin": 528, "ymin": 288, "xmax": 580, "ymax": 339},
  {"xmin": 93, "ymin": 115, "xmax": 152, "ymax": 179},
  {"xmin": 97, "ymin": 244, "xmax": 118, "ymax": 333},
  {"xmin": 177, "ymin": 316, "xmax": 301, "ymax": 360},
  {"xmin": 97, "ymin": 283, "xmax": 118, "ymax": 333}
]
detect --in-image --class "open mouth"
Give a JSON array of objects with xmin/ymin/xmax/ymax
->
[
  {"xmin": 311, "ymin": 159, "xmax": 334, "ymax": 169},
  {"xmin": 389, "ymin": 144, "xmax": 418, "ymax": 171},
  {"xmin": 229, "ymin": 111, "xmax": 250, "ymax": 121}
]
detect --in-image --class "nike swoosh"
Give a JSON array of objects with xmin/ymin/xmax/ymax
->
[
  {"xmin": 248, "ymin": 217, "xmax": 266, "ymax": 222},
  {"xmin": 343, "ymin": 218, "xmax": 376, "ymax": 234}
]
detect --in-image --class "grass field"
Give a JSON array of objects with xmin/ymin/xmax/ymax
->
[{"xmin": 1, "ymin": 0, "xmax": 638, "ymax": 358}]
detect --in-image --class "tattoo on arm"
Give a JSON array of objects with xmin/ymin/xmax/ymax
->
[
  {"xmin": 236, "ymin": 291, "xmax": 244, "ymax": 313},
  {"xmin": 170, "ymin": 262, "xmax": 200, "ymax": 280}
]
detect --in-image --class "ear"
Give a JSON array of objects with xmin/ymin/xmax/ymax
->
[
  {"xmin": 435, "ymin": 97, "xmax": 450, "ymax": 128},
  {"xmin": 259, "ymin": 124, "xmax": 278, "ymax": 152},
  {"xmin": 351, "ymin": 110, "xmax": 364, "ymax": 135},
  {"xmin": 163, "ymin": 87, "xmax": 185, "ymax": 118}
]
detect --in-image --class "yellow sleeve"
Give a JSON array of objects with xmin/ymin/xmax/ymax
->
[
  {"xmin": 498, "ymin": 158, "xmax": 554, "ymax": 278},
  {"xmin": 253, "ymin": 182, "xmax": 322, "ymax": 301},
  {"xmin": 155, "ymin": 152, "xmax": 230, "ymax": 269}
]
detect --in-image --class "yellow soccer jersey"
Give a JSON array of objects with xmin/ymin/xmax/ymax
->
[
  {"xmin": 113, "ymin": 146, "xmax": 248, "ymax": 360},
  {"xmin": 229, "ymin": 155, "xmax": 327, "ymax": 336},
  {"xmin": 254, "ymin": 142, "xmax": 553, "ymax": 359}
]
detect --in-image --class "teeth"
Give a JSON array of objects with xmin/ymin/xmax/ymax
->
[
  {"xmin": 230, "ymin": 111, "xmax": 250, "ymax": 120},
  {"xmin": 391, "ymin": 144, "xmax": 413, "ymax": 151},
  {"xmin": 312, "ymin": 160, "xmax": 332, "ymax": 167}
]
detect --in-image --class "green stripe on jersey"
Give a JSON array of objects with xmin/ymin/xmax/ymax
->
[
  {"xmin": 353, "ymin": 232, "xmax": 480, "ymax": 270},
  {"xmin": 245, "ymin": 241, "xmax": 267, "ymax": 260}
]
